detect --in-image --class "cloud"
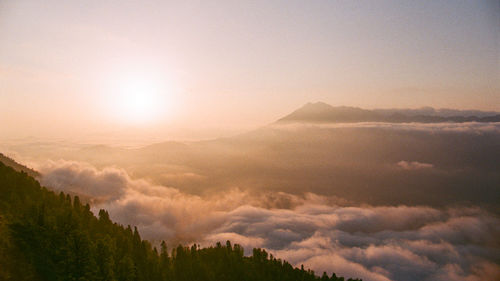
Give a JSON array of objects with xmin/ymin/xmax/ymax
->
[
  {"xmin": 397, "ymin": 161, "xmax": 433, "ymax": 170},
  {"xmin": 206, "ymin": 205, "xmax": 500, "ymax": 281},
  {"xmin": 271, "ymin": 122, "xmax": 500, "ymax": 134},
  {"xmin": 39, "ymin": 161, "xmax": 500, "ymax": 281},
  {"xmin": 40, "ymin": 160, "xmax": 128, "ymax": 200}
]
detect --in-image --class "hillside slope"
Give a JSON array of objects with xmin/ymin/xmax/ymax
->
[
  {"xmin": 0, "ymin": 162, "xmax": 359, "ymax": 281},
  {"xmin": 0, "ymin": 153, "xmax": 40, "ymax": 178}
]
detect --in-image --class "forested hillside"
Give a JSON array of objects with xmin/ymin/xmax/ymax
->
[
  {"xmin": 0, "ymin": 153, "xmax": 40, "ymax": 178},
  {"xmin": 0, "ymin": 161, "xmax": 359, "ymax": 281}
]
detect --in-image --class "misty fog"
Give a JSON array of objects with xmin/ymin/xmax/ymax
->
[{"xmin": 2, "ymin": 120, "xmax": 499, "ymax": 280}]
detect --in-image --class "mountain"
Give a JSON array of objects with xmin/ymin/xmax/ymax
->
[
  {"xmin": 278, "ymin": 102, "xmax": 381, "ymax": 123},
  {"xmin": 0, "ymin": 161, "xmax": 358, "ymax": 281},
  {"xmin": 278, "ymin": 102, "xmax": 500, "ymax": 123},
  {"xmin": 21, "ymin": 105, "xmax": 499, "ymax": 209}
]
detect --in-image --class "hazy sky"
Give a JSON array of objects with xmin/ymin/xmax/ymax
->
[{"xmin": 1, "ymin": 0, "xmax": 499, "ymax": 141}]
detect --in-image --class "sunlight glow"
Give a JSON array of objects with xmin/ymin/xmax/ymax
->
[{"xmin": 106, "ymin": 71, "xmax": 172, "ymax": 125}]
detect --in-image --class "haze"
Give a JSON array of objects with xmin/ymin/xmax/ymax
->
[
  {"xmin": 1, "ymin": 1, "xmax": 500, "ymax": 281},
  {"xmin": 1, "ymin": 0, "xmax": 499, "ymax": 141}
]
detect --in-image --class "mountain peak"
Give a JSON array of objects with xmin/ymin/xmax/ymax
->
[
  {"xmin": 301, "ymin": 101, "xmax": 334, "ymax": 109},
  {"xmin": 279, "ymin": 102, "xmax": 377, "ymax": 123},
  {"xmin": 277, "ymin": 102, "xmax": 500, "ymax": 124}
]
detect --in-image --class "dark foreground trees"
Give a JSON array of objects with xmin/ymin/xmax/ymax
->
[{"xmin": 0, "ymin": 161, "xmax": 360, "ymax": 281}]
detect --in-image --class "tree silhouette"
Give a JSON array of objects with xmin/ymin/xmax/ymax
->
[{"xmin": 0, "ymin": 162, "xmax": 361, "ymax": 281}]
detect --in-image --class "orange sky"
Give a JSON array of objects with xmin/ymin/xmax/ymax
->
[{"xmin": 1, "ymin": 0, "xmax": 499, "ymax": 141}]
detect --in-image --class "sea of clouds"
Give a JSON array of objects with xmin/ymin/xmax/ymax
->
[
  {"xmin": 39, "ymin": 160, "xmax": 500, "ymax": 281},
  {"xmin": 271, "ymin": 121, "xmax": 500, "ymax": 134}
]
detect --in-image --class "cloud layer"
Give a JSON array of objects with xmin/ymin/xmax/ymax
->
[
  {"xmin": 271, "ymin": 121, "xmax": 500, "ymax": 134},
  {"xmin": 39, "ymin": 160, "xmax": 500, "ymax": 281},
  {"xmin": 397, "ymin": 160, "xmax": 433, "ymax": 170},
  {"xmin": 10, "ymin": 120, "xmax": 500, "ymax": 209}
]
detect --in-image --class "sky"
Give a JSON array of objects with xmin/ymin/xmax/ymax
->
[
  {"xmin": 1, "ymin": 0, "xmax": 499, "ymax": 141},
  {"xmin": 1, "ymin": 2, "xmax": 500, "ymax": 279}
]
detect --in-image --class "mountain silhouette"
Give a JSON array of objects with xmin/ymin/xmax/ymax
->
[{"xmin": 278, "ymin": 102, "xmax": 500, "ymax": 123}]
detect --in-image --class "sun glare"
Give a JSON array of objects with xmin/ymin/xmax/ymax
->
[{"xmin": 105, "ymin": 71, "xmax": 171, "ymax": 125}]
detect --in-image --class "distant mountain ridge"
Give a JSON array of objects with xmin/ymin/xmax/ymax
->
[{"xmin": 278, "ymin": 102, "xmax": 500, "ymax": 123}]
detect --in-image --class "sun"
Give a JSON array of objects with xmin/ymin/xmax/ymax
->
[
  {"xmin": 117, "ymin": 77, "xmax": 159, "ymax": 122},
  {"xmin": 106, "ymin": 71, "xmax": 170, "ymax": 125}
]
